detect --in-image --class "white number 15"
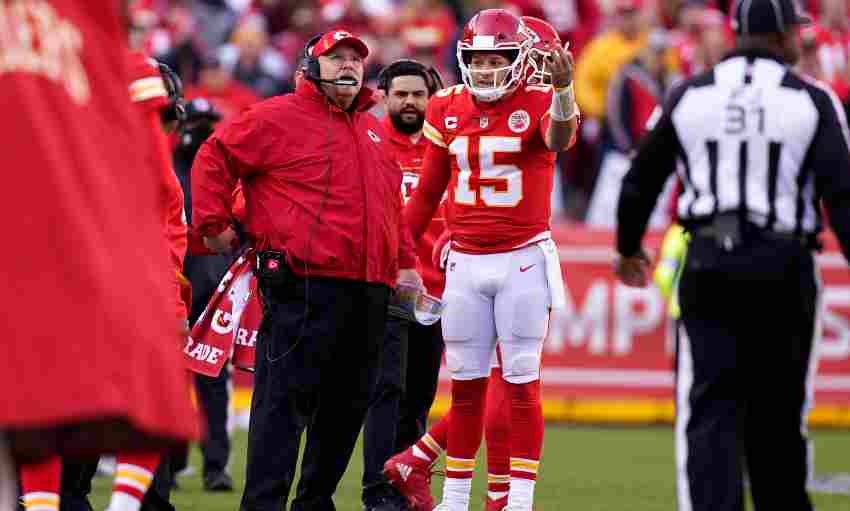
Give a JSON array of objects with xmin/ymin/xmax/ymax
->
[{"xmin": 450, "ymin": 136, "xmax": 523, "ymax": 207}]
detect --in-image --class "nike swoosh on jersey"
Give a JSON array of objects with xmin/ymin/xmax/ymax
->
[{"xmin": 519, "ymin": 264, "xmax": 535, "ymax": 272}]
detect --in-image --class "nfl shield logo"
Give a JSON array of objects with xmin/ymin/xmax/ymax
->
[{"xmin": 480, "ymin": 116, "xmax": 489, "ymax": 129}]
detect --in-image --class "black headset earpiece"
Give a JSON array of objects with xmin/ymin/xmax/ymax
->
[
  {"xmin": 157, "ymin": 61, "xmax": 186, "ymax": 124},
  {"xmin": 376, "ymin": 65, "xmax": 390, "ymax": 93},
  {"xmin": 426, "ymin": 67, "xmax": 444, "ymax": 95},
  {"xmin": 301, "ymin": 34, "xmax": 324, "ymax": 83}
]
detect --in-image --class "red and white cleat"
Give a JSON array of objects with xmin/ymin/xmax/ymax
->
[
  {"xmin": 486, "ymin": 496, "xmax": 508, "ymax": 511},
  {"xmin": 383, "ymin": 448, "xmax": 436, "ymax": 511}
]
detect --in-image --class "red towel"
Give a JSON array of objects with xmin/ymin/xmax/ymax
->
[{"xmin": 184, "ymin": 250, "xmax": 260, "ymax": 376}]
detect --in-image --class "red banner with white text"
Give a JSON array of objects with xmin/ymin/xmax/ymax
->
[{"xmin": 536, "ymin": 225, "xmax": 850, "ymax": 407}]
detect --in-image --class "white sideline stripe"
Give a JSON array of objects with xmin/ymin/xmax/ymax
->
[
  {"xmin": 803, "ymin": 264, "xmax": 823, "ymax": 486},
  {"xmin": 439, "ymin": 367, "xmax": 850, "ymax": 391},
  {"xmin": 541, "ymin": 368, "xmax": 674, "ymax": 387},
  {"xmin": 675, "ymin": 324, "xmax": 694, "ymax": 511},
  {"xmin": 557, "ymin": 245, "xmax": 845, "ymax": 268},
  {"xmin": 558, "ymin": 246, "xmax": 618, "ymax": 263}
]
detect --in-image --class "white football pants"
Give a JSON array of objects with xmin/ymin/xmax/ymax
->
[{"xmin": 441, "ymin": 244, "xmax": 550, "ymax": 384}]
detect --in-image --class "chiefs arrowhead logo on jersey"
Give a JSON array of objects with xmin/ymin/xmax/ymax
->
[
  {"xmin": 367, "ymin": 129, "xmax": 381, "ymax": 143},
  {"xmin": 508, "ymin": 110, "xmax": 530, "ymax": 133}
]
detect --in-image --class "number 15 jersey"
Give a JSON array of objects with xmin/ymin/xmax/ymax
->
[{"xmin": 419, "ymin": 83, "xmax": 562, "ymax": 253}]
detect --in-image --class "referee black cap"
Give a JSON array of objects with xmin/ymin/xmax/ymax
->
[{"xmin": 731, "ymin": 0, "xmax": 811, "ymax": 35}]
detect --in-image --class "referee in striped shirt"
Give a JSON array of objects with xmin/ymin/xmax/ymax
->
[{"xmin": 614, "ymin": 0, "xmax": 850, "ymax": 509}]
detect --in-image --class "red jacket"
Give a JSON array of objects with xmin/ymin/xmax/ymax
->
[{"xmin": 192, "ymin": 79, "xmax": 416, "ymax": 288}]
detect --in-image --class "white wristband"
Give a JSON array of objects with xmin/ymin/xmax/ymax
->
[{"xmin": 550, "ymin": 83, "xmax": 577, "ymax": 122}]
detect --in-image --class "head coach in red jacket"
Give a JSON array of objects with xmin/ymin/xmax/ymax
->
[{"xmin": 190, "ymin": 29, "xmax": 422, "ymax": 511}]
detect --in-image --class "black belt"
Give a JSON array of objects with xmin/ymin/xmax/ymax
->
[{"xmin": 690, "ymin": 224, "xmax": 818, "ymax": 249}]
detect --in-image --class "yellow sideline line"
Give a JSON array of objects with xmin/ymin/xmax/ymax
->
[{"xmin": 231, "ymin": 389, "xmax": 850, "ymax": 428}]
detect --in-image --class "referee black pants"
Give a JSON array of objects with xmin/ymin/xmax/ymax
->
[
  {"xmin": 676, "ymin": 236, "xmax": 818, "ymax": 511},
  {"xmin": 240, "ymin": 275, "xmax": 389, "ymax": 511}
]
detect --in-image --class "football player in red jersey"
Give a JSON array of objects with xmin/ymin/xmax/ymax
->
[
  {"xmin": 16, "ymin": 53, "xmax": 192, "ymax": 511},
  {"xmin": 480, "ymin": 17, "xmax": 567, "ymax": 511},
  {"xmin": 384, "ymin": 19, "xmax": 573, "ymax": 511},
  {"xmin": 0, "ymin": 0, "xmax": 198, "ymax": 469},
  {"xmin": 386, "ymin": 9, "xmax": 578, "ymax": 511}
]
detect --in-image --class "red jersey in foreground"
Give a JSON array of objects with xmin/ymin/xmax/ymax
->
[{"xmin": 0, "ymin": 0, "xmax": 199, "ymax": 459}]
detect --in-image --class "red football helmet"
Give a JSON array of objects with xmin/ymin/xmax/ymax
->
[
  {"xmin": 522, "ymin": 16, "xmax": 563, "ymax": 85},
  {"xmin": 456, "ymin": 9, "xmax": 534, "ymax": 101}
]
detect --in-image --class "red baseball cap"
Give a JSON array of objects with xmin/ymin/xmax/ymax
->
[{"xmin": 310, "ymin": 30, "xmax": 370, "ymax": 59}]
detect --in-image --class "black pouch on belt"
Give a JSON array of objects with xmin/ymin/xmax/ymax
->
[
  {"xmin": 712, "ymin": 212, "xmax": 742, "ymax": 251},
  {"xmin": 255, "ymin": 250, "xmax": 294, "ymax": 288}
]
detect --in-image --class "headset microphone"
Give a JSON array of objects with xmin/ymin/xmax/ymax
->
[
  {"xmin": 333, "ymin": 78, "xmax": 359, "ymax": 86},
  {"xmin": 318, "ymin": 77, "xmax": 359, "ymax": 87}
]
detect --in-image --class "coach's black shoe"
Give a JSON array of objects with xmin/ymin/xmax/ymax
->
[
  {"xmin": 203, "ymin": 471, "xmax": 233, "ymax": 492},
  {"xmin": 363, "ymin": 482, "xmax": 411, "ymax": 511}
]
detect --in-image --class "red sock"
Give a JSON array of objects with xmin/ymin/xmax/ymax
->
[
  {"xmin": 413, "ymin": 411, "xmax": 450, "ymax": 463},
  {"xmin": 445, "ymin": 378, "xmax": 488, "ymax": 479},
  {"xmin": 20, "ymin": 456, "xmax": 61, "ymax": 511},
  {"xmin": 509, "ymin": 379, "xmax": 543, "ymax": 481},
  {"xmin": 109, "ymin": 452, "xmax": 161, "ymax": 511},
  {"xmin": 429, "ymin": 411, "xmax": 449, "ymax": 448},
  {"xmin": 116, "ymin": 451, "xmax": 160, "ymax": 471},
  {"xmin": 485, "ymin": 366, "xmax": 511, "ymax": 501}
]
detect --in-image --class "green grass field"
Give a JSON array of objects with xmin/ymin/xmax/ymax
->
[{"xmin": 88, "ymin": 426, "xmax": 850, "ymax": 510}]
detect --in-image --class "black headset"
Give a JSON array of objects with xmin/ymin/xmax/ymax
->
[
  {"xmin": 300, "ymin": 34, "xmax": 324, "ymax": 83},
  {"xmin": 376, "ymin": 59, "xmax": 444, "ymax": 96},
  {"xmin": 158, "ymin": 61, "xmax": 186, "ymax": 124}
]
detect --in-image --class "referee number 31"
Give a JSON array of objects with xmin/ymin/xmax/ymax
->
[{"xmin": 725, "ymin": 104, "xmax": 765, "ymax": 135}]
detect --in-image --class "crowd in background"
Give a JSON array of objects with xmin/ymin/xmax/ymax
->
[{"xmin": 132, "ymin": 0, "xmax": 850, "ymax": 223}]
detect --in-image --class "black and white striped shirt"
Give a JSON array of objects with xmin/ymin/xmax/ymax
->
[{"xmin": 617, "ymin": 49, "xmax": 850, "ymax": 259}]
